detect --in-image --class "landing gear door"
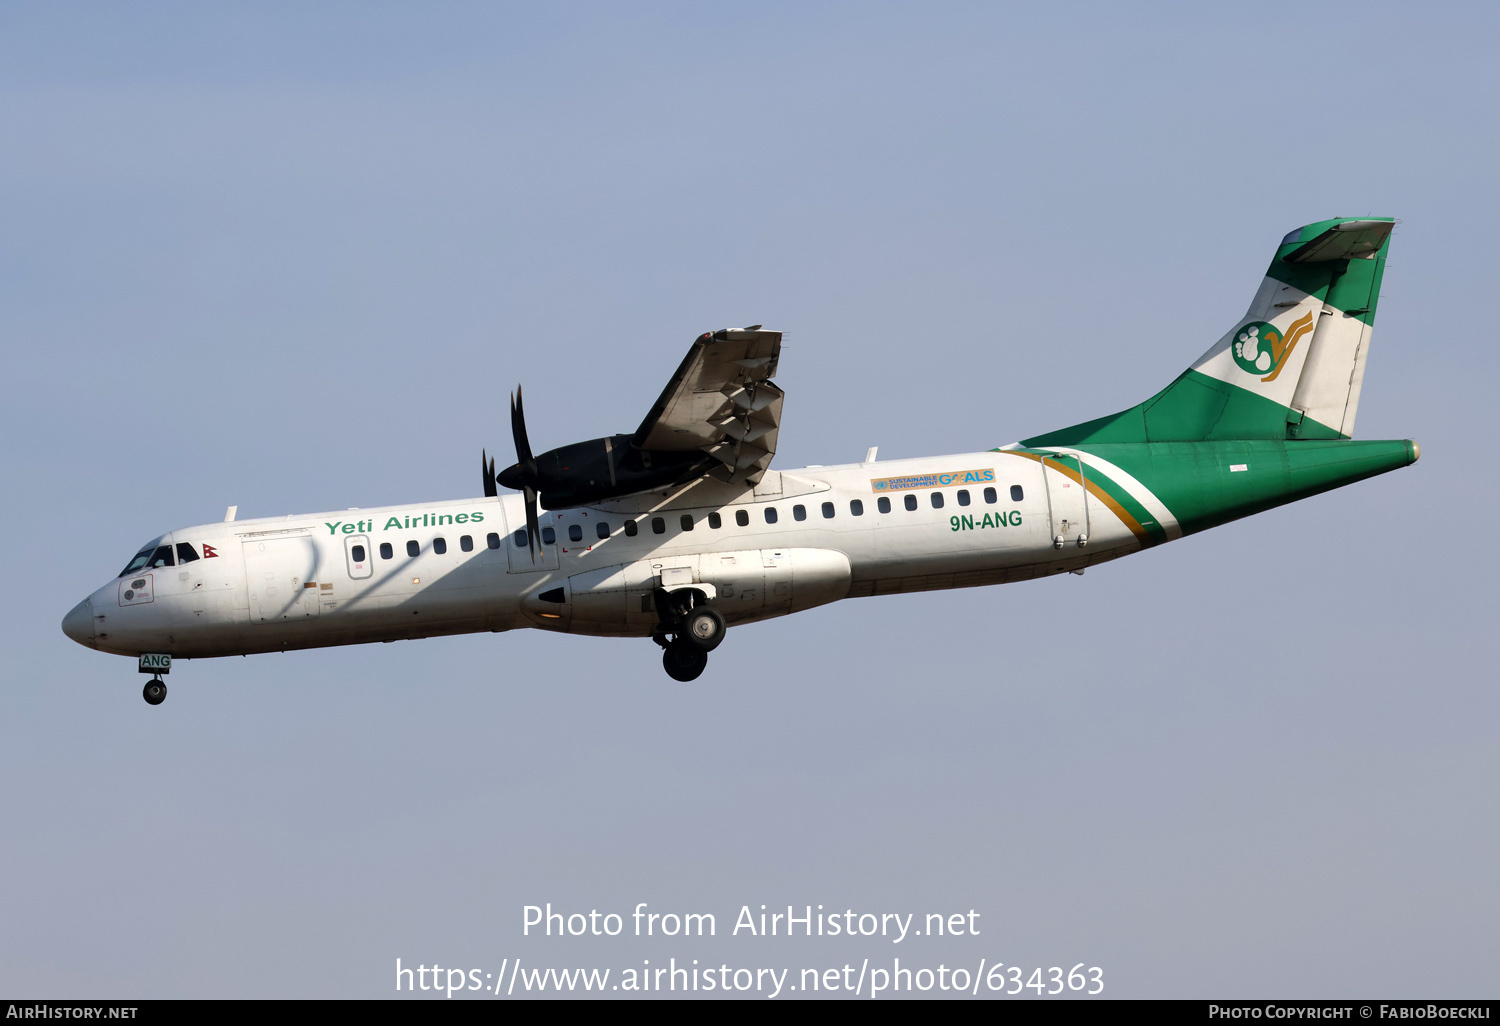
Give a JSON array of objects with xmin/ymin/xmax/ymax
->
[
  {"xmin": 761, "ymin": 548, "xmax": 792, "ymax": 612},
  {"xmin": 1040, "ymin": 454, "xmax": 1091, "ymax": 549},
  {"xmin": 699, "ymin": 550, "xmax": 764, "ymax": 624}
]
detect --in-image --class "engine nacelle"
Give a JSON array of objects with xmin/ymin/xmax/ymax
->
[{"xmin": 498, "ymin": 434, "xmax": 713, "ymax": 509}]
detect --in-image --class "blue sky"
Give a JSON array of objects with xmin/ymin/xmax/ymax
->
[{"xmin": 2, "ymin": 1, "xmax": 1495, "ymax": 997}]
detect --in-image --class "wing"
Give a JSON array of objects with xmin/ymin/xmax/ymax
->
[{"xmin": 631, "ymin": 326, "xmax": 783, "ymax": 485}]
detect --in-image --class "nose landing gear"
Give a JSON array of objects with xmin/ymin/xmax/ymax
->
[
  {"xmin": 652, "ymin": 590, "xmax": 727, "ymax": 682},
  {"xmin": 143, "ymin": 677, "xmax": 168, "ymax": 705}
]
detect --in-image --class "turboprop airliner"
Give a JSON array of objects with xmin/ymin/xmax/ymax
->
[{"xmin": 62, "ymin": 217, "xmax": 1419, "ymax": 703}]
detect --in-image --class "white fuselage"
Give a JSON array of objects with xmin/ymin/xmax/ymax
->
[{"xmin": 66, "ymin": 451, "xmax": 1134, "ymax": 661}]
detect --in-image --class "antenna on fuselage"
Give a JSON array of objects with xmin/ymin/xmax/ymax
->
[{"xmin": 224, "ymin": 506, "xmax": 237, "ymax": 522}]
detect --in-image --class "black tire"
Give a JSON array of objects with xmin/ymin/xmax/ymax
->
[
  {"xmin": 680, "ymin": 606, "xmax": 726, "ymax": 652},
  {"xmin": 143, "ymin": 680, "xmax": 167, "ymax": 706},
  {"xmin": 662, "ymin": 639, "xmax": 708, "ymax": 682}
]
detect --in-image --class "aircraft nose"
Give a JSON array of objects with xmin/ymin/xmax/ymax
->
[{"xmin": 61, "ymin": 598, "xmax": 95, "ymax": 647}]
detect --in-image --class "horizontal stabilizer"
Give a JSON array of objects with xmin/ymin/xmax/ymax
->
[{"xmin": 1283, "ymin": 219, "xmax": 1394, "ymax": 263}]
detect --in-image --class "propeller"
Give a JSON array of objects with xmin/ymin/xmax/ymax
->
[{"xmin": 498, "ymin": 385, "xmax": 543, "ymax": 562}]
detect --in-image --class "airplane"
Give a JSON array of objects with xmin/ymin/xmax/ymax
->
[{"xmin": 62, "ymin": 216, "xmax": 1419, "ymax": 704}]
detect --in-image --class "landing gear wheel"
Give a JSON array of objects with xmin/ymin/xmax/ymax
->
[
  {"xmin": 662, "ymin": 639, "xmax": 708, "ymax": 682},
  {"xmin": 681, "ymin": 606, "xmax": 726, "ymax": 652},
  {"xmin": 143, "ymin": 678, "xmax": 167, "ymax": 705}
]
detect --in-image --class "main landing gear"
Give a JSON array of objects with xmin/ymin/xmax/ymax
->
[
  {"xmin": 143, "ymin": 677, "xmax": 168, "ymax": 705},
  {"xmin": 652, "ymin": 592, "xmax": 727, "ymax": 682}
]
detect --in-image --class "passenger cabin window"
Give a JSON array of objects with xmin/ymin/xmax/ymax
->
[
  {"xmin": 175, "ymin": 542, "xmax": 200, "ymax": 563},
  {"xmin": 793, "ymin": 504, "xmax": 806, "ymax": 521},
  {"xmin": 351, "ymin": 544, "xmax": 366, "ymax": 563},
  {"xmin": 406, "ymin": 540, "xmax": 420, "ymax": 557},
  {"xmin": 651, "ymin": 517, "xmax": 665, "ymax": 535},
  {"xmin": 904, "ymin": 494, "xmax": 918, "ymax": 511},
  {"xmin": 708, "ymin": 512, "xmax": 722, "ymax": 529},
  {"xmin": 512, "ymin": 529, "xmax": 528, "ymax": 549},
  {"xmin": 821, "ymin": 502, "xmax": 835, "ymax": 519},
  {"xmin": 850, "ymin": 499, "xmax": 864, "ymax": 516},
  {"xmin": 624, "ymin": 520, "xmax": 638, "ymax": 537},
  {"xmin": 1011, "ymin": 485, "xmax": 1025, "ymax": 501},
  {"xmin": 541, "ymin": 527, "xmax": 556, "ymax": 545},
  {"xmin": 735, "ymin": 510, "xmax": 749, "ymax": 527},
  {"xmin": 380, "ymin": 542, "xmax": 394, "ymax": 559},
  {"xmin": 931, "ymin": 492, "xmax": 945, "ymax": 509},
  {"xmin": 956, "ymin": 489, "xmax": 970, "ymax": 507},
  {"xmin": 680, "ymin": 515, "xmax": 694, "ymax": 532},
  {"xmin": 877, "ymin": 496, "xmax": 891, "ymax": 514},
  {"xmin": 460, "ymin": 535, "xmax": 474, "ymax": 552},
  {"xmin": 765, "ymin": 507, "xmax": 778, "ymax": 524},
  {"xmin": 983, "ymin": 487, "xmax": 997, "ymax": 504},
  {"xmin": 433, "ymin": 537, "xmax": 447, "ymax": 555},
  {"xmin": 596, "ymin": 521, "xmax": 610, "ymax": 539},
  {"xmin": 568, "ymin": 524, "xmax": 583, "ymax": 543},
  {"xmin": 487, "ymin": 532, "xmax": 501, "ymax": 549},
  {"xmin": 147, "ymin": 546, "xmax": 174, "ymax": 568}
]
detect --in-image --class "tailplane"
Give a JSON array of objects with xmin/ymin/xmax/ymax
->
[{"xmin": 1024, "ymin": 216, "xmax": 1394, "ymax": 446}]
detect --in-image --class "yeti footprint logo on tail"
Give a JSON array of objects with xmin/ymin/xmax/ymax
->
[
  {"xmin": 1233, "ymin": 322, "xmax": 1279, "ymax": 374},
  {"xmin": 1231, "ymin": 312, "xmax": 1315, "ymax": 382}
]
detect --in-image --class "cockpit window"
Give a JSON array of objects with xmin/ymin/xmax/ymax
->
[
  {"xmin": 119, "ymin": 545, "xmax": 157, "ymax": 578},
  {"xmin": 175, "ymin": 542, "xmax": 200, "ymax": 564},
  {"xmin": 147, "ymin": 546, "xmax": 175, "ymax": 569}
]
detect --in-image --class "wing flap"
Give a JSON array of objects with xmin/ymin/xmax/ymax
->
[{"xmin": 633, "ymin": 327, "xmax": 783, "ymax": 483}]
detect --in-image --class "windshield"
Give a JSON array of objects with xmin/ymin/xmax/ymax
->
[{"xmin": 118, "ymin": 539, "xmax": 165, "ymax": 578}]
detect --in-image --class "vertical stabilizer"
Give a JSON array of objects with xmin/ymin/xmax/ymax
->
[{"xmin": 1023, "ymin": 217, "xmax": 1394, "ymax": 447}]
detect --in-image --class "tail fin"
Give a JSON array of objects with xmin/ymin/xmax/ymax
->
[{"xmin": 1023, "ymin": 216, "xmax": 1394, "ymax": 446}]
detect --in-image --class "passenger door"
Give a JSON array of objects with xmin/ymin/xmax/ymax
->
[{"xmin": 1040, "ymin": 454, "xmax": 1092, "ymax": 548}]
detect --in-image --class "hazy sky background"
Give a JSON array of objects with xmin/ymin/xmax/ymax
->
[{"xmin": 2, "ymin": 1, "xmax": 1496, "ymax": 998}]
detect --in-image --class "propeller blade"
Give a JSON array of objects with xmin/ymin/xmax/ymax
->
[
  {"xmin": 510, "ymin": 386, "xmax": 534, "ymax": 468},
  {"xmin": 523, "ymin": 485, "xmax": 541, "ymax": 563},
  {"xmin": 482, "ymin": 448, "xmax": 497, "ymax": 497}
]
